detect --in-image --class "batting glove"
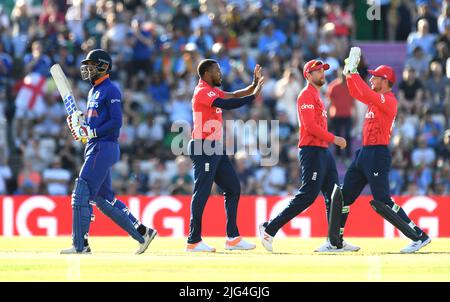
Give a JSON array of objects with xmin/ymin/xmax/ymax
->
[{"xmin": 72, "ymin": 123, "xmax": 97, "ymax": 141}]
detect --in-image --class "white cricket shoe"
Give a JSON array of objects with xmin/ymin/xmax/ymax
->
[
  {"xmin": 135, "ymin": 228, "xmax": 157, "ymax": 255},
  {"xmin": 343, "ymin": 240, "xmax": 361, "ymax": 252},
  {"xmin": 225, "ymin": 237, "xmax": 256, "ymax": 250},
  {"xmin": 314, "ymin": 241, "xmax": 344, "ymax": 253},
  {"xmin": 186, "ymin": 241, "xmax": 216, "ymax": 252},
  {"xmin": 60, "ymin": 246, "xmax": 91, "ymax": 254},
  {"xmin": 258, "ymin": 223, "xmax": 273, "ymax": 252},
  {"xmin": 400, "ymin": 237, "xmax": 431, "ymax": 254}
]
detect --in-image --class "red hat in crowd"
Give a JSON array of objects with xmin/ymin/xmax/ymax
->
[
  {"xmin": 368, "ymin": 65, "xmax": 396, "ymax": 84},
  {"xmin": 303, "ymin": 60, "xmax": 330, "ymax": 79}
]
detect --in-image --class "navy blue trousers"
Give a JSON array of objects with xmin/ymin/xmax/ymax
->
[
  {"xmin": 265, "ymin": 147, "xmax": 339, "ymax": 236},
  {"xmin": 187, "ymin": 140, "xmax": 241, "ymax": 244},
  {"xmin": 340, "ymin": 146, "xmax": 423, "ymax": 236},
  {"xmin": 79, "ymin": 141, "xmax": 119, "ymax": 200},
  {"xmin": 342, "ymin": 146, "xmax": 392, "ymax": 206}
]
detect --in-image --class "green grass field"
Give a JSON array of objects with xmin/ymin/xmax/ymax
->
[{"xmin": 0, "ymin": 236, "xmax": 449, "ymax": 282}]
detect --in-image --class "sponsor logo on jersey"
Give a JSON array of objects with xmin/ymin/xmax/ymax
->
[
  {"xmin": 111, "ymin": 98, "xmax": 121, "ymax": 104},
  {"xmin": 300, "ymin": 104, "xmax": 314, "ymax": 110},
  {"xmin": 322, "ymin": 110, "xmax": 327, "ymax": 117},
  {"xmin": 207, "ymin": 91, "xmax": 216, "ymax": 98},
  {"xmin": 380, "ymin": 94, "xmax": 385, "ymax": 104},
  {"xmin": 87, "ymin": 100, "xmax": 99, "ymax": 108},
  {"xmin": 365, "ymin": 110, "xmax": 375, "ymax": 119}
]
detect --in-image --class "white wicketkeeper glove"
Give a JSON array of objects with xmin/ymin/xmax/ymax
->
[
  {"xmin": 343, "ymin": 47, "xmax": 361, "ymax": 76},
  {"xmin": 66, "ymin": 111, "xmax": 96, "ymax": 141}
]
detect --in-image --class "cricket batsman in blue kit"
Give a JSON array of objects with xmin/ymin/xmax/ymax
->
[{"xmin": 61, "ymin": 49, "xmax": 157, "ymax": 254}]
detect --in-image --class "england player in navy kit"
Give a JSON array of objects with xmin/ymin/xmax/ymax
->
[{"xmin": 61, "ymin": 49, "xmax": 157, "ymax": 254}]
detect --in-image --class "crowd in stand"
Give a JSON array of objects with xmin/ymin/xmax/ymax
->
[{"xmin": 0, "ymin": 0, "xmax": 448, "ymax": 197}]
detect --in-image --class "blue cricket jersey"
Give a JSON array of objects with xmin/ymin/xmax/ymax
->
[{"xmin": 86, "ymin": 74, "xmax": 122, "ymax": 142}]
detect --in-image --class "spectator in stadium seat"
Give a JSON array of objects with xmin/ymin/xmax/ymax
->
[
  {"xmin": 437, "ymin": 129, "xmax": 450, "ymax": 161},
  {"xmin": 0, "ymin": 148, "xmax": 12, "ymax": 194},
  {"xmin": 0, "ymin": 43, "xmax": 12, "ymax": 88},
  {"xmin": 316, "ymin": 44, "xmax": 340, "ymax": 82},
  {"xmin": 327, "ymin": 70, "xmax": 355, "ymax": 160},
  {"xmin": 234, "ymin": 151, "xmax": 256, "ymax": 195},
  {"xmin": 412, "ymin": 135, "xmax": 436, "ymax": 168},
  {"xmin": 171, "ymin": 3, "xmax": 190, "ymax": 35},
  {"xmin": 405, "ymin": 46, "xmax": 432, "ymax": 79},
  {"xmin": 438, "ymin": 21, "xmax": 450, "ymax": 54},
  {"xmin": 416, "ymin": 0, "xmax": 439, "ymax": 34},
  {"xmin": 274, "ymin": 68, "xmax": 302, "ymax": 126},
  {"xmin": 424, "ymin": 61, "xmax": 450, "ymax": 114},
  {"xmin": 83, "ymin": 4, "xmax": 105, "ymax": 48},
  {"xmin": 395, "ymin": 0, "xmax": 415, "ymax": 41},
  {"xmin": 418, "ymin": 111, "xmax": 444, "ymax": 148},
  {"xmin": 438, "ymin": 3, "xmax": 450, "ymax": 34},
  {"xmin": 23, "ymin": 41, "xmax": 52, "ymax": 77},
  {"xmin": 16, "ymin": 159, "xmax": 42, "ymax": 195},
  {"xmin": 392, "ymin": 112, "xmax": 417, "ymax": 147},
  {"xmin": 257, "ymin": 19, "xmax": 287, "ymax": 57},
  {"xmin": 407, "ymin": 19, "xmax": 437, "ymax": 57},
  {"xmin": 188, "ymin": 26, "xmax": 214, "ymax": 57},
  {"xmin": 169, "ymin": 156, "xmax": 193, "ymax": 195},
  {"xmin": 398, "ymin": 66, "xmax": 424, "ymax": 114},
  {"xmin": 42, "ymin": 156, "xmax": 71, "ymax": 195},
  {"xmin": 129, "ymin": 18, "xmax": 155, "ymax": 90}
]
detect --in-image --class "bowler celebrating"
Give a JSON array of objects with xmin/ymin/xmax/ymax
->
[
  {"xmin": 187, "ymin": 59, "xmax": 264, "ymax": 252},
  {"xmin": 61, "ymin": 49, "xmax": 157, "ymax": 254}
]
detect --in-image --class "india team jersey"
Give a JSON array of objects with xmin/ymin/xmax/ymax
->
[
  {"xmin": 191, "ymin": 79, "xmax": 225, "ymax": 140},
  {"xmin": 346, "ymin": 74, "xmax": 397, "ymax": 146},
  {"xmin": 86, "ymin": 75, "xmax": 122, "ymax": 142},
  {"xmin": 297, "ymin": 84, "xmax": 335, "ymax": 148}
]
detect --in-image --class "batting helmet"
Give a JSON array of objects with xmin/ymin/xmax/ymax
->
[{"xmin": 80, "ymin": 49, "xmax": 112, "ymax": 81}]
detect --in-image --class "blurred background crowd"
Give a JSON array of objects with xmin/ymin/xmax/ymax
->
[{"xmin": 0, "ymin": 0, "xmax": 448, "ymax": 197}]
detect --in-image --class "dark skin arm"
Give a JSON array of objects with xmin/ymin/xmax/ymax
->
[{"xmin": 223, "ymin": 64, "xmax": 262, "ymax": 99}]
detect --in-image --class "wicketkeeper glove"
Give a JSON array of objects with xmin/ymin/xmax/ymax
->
[{"xmin": 343, "ymin": 47, "xmax": 361, "ymax": 76}]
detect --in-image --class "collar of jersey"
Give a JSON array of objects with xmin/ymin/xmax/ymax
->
[
  {"xmin": 94, "ymin": 74, "xmax": 109, "ymax": 86},
  {"xmin": 306, "ymin": 82, "xmax": 319, "ymax": 93}
]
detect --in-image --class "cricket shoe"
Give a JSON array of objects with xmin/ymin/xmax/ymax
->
[
  {"xmin": 225, "ymin": 237, "xmax": 256, "ymax": 250},
  {"xmin": 400, "ymin": 234, "xmax": 431, "ymax": 254},
  {"xmin": 135, "ymin": 227, "xmax": 157, "ymax": 255},
  {"xmin": 342, "ymin": 240, "xmax": 360, "ymax": 252},
  {"xmin": 186, "ymin": 241, "xmax": 216, "ymax": 252},
  {"xmin": 60, "ymin": 246, "xmax": 91, "ymax": 254},
  {"xmin": 258, "ymin": 222, "xmax": 273, "ymax": 252},
  {"xmin": 314, "ymin": 241, "xmax": 344, "ymax": 253}
]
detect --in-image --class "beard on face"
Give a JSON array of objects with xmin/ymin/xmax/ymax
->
[{"xmin": 313, "ymin": 77, "xmax": 325, "ymax": 87}]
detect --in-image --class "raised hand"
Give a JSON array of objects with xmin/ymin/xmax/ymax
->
[
  {"xmin": 252, "ymin": 76, "xmax": 265, "ymax": 97},
  {"xmin": 343, "ymin": 47, "xmax": 361, "ymax": 76},
  {"xmin": 252, "ymin": 64, "xmax": 262, "ymax": 87}
]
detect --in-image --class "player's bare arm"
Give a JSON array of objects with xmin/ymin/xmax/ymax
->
[{"xmin": 223, "ymin": 64, "xmax": 262, "ymax": 98}]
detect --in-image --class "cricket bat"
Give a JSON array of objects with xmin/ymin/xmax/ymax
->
[{"xmin": 50, "ymin": 64, "xmax": 87, "ymax": 144}]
